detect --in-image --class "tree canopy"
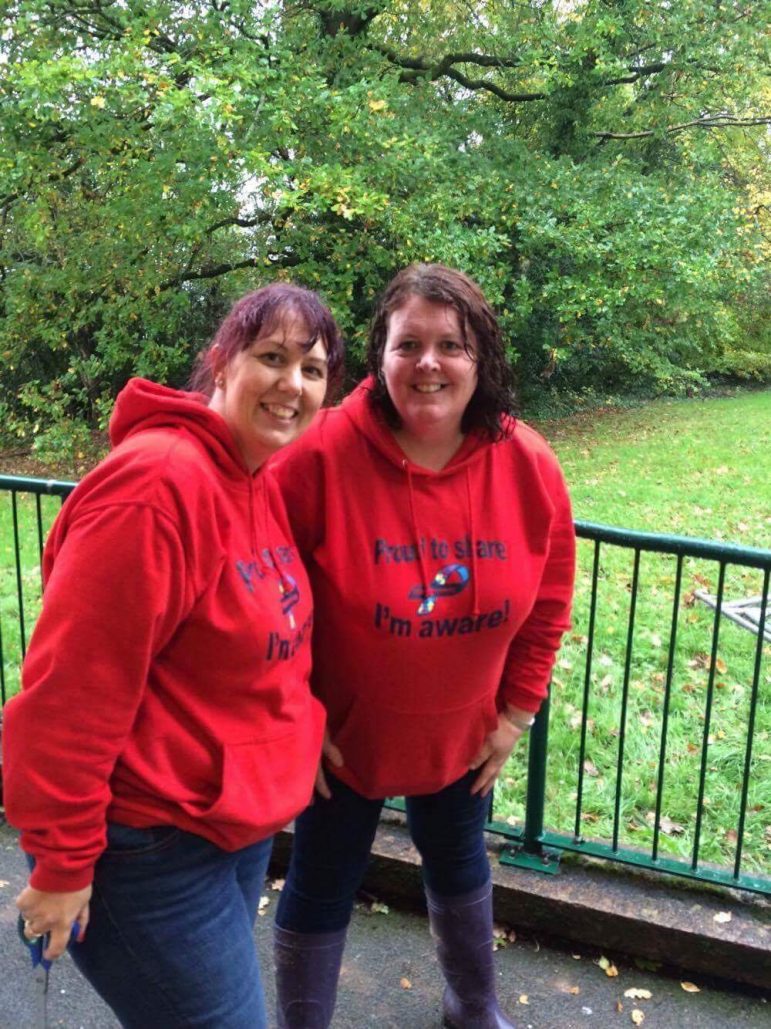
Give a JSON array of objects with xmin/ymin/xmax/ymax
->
[{"xmin": 1, "ymin": 0, "xmax": 769, "ymax": 440}]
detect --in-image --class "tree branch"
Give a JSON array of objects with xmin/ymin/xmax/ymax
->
[
  {"xmin": 373, "ymin": 44, "xmax": 546, "ymax": 101},
  {"xmin": 160, "ymin": 252, "xmax": 299, "ymax": 289},
  {"xmin": 0, "ymin": 156, "xmax": 85, "ymax": 212},
  {"xmin": 593, "ymin": 114, "xmax": 771, "ymax": 140}
]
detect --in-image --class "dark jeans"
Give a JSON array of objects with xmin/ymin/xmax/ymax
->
[
  {"xmin": 276, "ymin": 770, "xmax": 490, "ymax": 934},
  {"xmin": 68, "ymin": 823, "xmax": 273, "ymax": 1028}
]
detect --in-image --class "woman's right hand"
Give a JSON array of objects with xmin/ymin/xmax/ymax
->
[
  {"xmin": 315, "ymin": 728, "xmax": 344, "ymax": 800},
  {"xmin": 16, "ymin": 883, "xmax": 92, "ymax": 961}
]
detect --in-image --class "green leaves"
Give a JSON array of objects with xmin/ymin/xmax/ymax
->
[{"xmin": 0, "ymin": 0, "xmax": 768, "ymax": 437}]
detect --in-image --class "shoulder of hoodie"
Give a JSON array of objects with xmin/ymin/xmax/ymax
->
[
  {"xmin": 271, "ymin": 404, "xmax": 355, "ymax": 472},
  {"xmin": 62, "ymin": 426, "xmax": 232, "ymax": 532},
  {"xmin": 499, "ymin": 415, "xmax": 567, "ymax": 484}
]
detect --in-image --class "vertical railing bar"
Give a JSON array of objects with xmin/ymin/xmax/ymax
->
[
  {"xmin": 574, "ymin": 539, "xmax": 601, "ymax": 840},
  {"xmin": 0, "ymin": 601, "xmax": 5, "ymax": 708},
  {"xmin": 11, "ymin": 491, "xmax": 27, "ymax": 657},
  {"xmin": 733, "ymin": 567, "xmax": 770, "ymax": 880},
  {"xmin": 692, "ymin": 561, "xmax": 726, "ymax": 870},
  {"xmin": 652, "ymin": 553, "xmax": 683, "ymax": 862},
  {"xmin": 35, "ymin": 493, "xmax": 45, "ymax": 582},
  {"xmin": 613, "ymin": 548, "xmax": 641, "ymax": 851},
  {"xmin": 521, "ymin": 694, "xmax": 550, "ymax": 855}
]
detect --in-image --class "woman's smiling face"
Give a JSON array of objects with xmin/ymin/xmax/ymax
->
[
  {"xmin": 381, "ymin": 294, "xmax": 478, "ymax": 443},
  {"xmin": 209, "ymin": 310, "xmax": 329, "ymax": 471}
]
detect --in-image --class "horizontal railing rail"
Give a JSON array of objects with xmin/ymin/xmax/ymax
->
[{"xmin": 1, "ymin": 476, "xmax": 769, "ymax": 894}]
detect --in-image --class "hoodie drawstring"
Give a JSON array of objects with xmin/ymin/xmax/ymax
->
[
  {"xmin": 403, "ymin": 459, "xmax": 480, "ymax": 617},
  {"xmin": 465, "ymin": 467, "xmax": 480, "ymax": 616},
  {"xmin": 404, "ymin": 461, "xmax": 431, "ymax": 604}
]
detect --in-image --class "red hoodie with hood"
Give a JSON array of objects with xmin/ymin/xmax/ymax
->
[
  {"xmin": 3, "ymin": 379, "xmax": 324, "ymax": 893},
  {"xmin": 272, "ymin": 379, "xmax": 575, "ymax": 799}
]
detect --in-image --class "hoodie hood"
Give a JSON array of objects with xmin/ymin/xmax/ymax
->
[{"xmin": 110, "ymin": 378, "xmax": 250, "ymax": 482}]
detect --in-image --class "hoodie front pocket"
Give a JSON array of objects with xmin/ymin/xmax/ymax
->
[
  {"xmin": 331, "ymin": 690, "xmax": 499, "ymax": 798},
  {"xmin": 182, "ymin": 726, "xmax": 321, "ymax": 833}
]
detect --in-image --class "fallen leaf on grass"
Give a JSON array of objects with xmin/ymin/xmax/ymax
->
[
  {"xmin": 270, "ymin": 878, "xmax": 285, "ymax": 891},
  {"xmin": 616, "ymin": 1001, "xmax": 623, "ymax": 1013},
  {"xmin": 645, "ymin": 811, "xmax": 685, "ymax": 835},
  {"xmin": 624, "ymin": 988, "xmax": 652, "ymax": 999},
  {"xmin": 568, "ymin": 985, "xmax": 580, "ymax": 995},
  {"xmin": 631, "ymin": 1009, "xmax": 645, "ymax": 1025},
  {"xmin": 689, "ymin": 652, "xmax": 710, "ymax": 670},
  {"xmin": 583, "ymin": 759, "xmax": 600, "ymax": 777},
  {"xmin": 681, "ymin": 981, "xmax": 701, "ymax": 993},
  {"xmin": 400, "ymin": 977, "xmax": 412, "ymax": 990},
  {"xmin": 713, "ymin": 911, "xmax": 732, "ymax": 924},
  {"xmin": 518, "ymin": 994, "xmax": 529, "ymax": 1005},
  {"xmin": 0, "ymin": 880, "xmax": 9, "ymax": 888},
  {"xmin": 370, "ymin": 901, "xmax": 389, "ymax": 914},
  {"xmin": 660, "ymin": 815, "xmax": 685, "ymax": 835}
]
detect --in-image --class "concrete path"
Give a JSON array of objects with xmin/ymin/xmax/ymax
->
[{"xmin": 2, "ymin": 822, "xmax": 769, "ymax": 1028}]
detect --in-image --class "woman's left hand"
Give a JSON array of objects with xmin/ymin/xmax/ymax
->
[
  {"xmin": 469, "ymin": 713, "xmax": 523, "ymax": 797},
  {"xmin": 17, "ymin": 883, "xmax": 92, "ymax": 961}
]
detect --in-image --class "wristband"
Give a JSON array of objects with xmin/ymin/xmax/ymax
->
[{"xmin": 502, "ymin": 709, "xmax": 536, "ymax": 732}]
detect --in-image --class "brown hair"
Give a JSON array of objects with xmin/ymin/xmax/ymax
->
[
  {"xmin": 190, "ymin": 283, "xmax": 343, "ymax": 394},
  {"xmin": 366, "ymin": 264, "xmax": 516, "ymax": 438}
]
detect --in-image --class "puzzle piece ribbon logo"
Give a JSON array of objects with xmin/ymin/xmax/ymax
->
[{"xmin": 409, "ymin": 563, "xmax": 469, "ymax": 615}]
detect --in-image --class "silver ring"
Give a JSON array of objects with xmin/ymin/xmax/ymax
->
[{"xmin": 23, "ymin": 919, "xmax": 43, "ymax": 941}]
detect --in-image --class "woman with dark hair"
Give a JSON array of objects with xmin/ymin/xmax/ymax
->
[
  {"xmin": 272, "ymin": 264, "xmax": 575, "ymax": 1028},
  {"xmin": 3, "ymin": 283, "xmax": 343, "ymax": 1028}
]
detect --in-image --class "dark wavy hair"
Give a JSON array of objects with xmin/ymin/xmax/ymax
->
[
  {"xmin": 366, "ymin": 264, "xmax": 517, "ymax": 439},
  {"xmin": 190, "ymin": 283, "xmax": 344, "ymax": 394}
]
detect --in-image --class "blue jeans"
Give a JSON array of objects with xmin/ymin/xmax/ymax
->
[
  {"xmin": 68, "ymin": 823, "xmax": 272, "ymax": 1028},
  {"xmin": 276, "ymin": 770, "xmax": 490, "ymax": 934}
]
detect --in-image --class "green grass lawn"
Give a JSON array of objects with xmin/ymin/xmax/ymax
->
[
  {"xmin": 496, "ymin": 389, "xmax": 771, "ymax": 878},
  {"xmin": 541, "ymin": 388, "xmax": 770, "ymax": 549},
  {"xmin": 1, "ymin": 390, "xmax": 769, "ymax": 878}
]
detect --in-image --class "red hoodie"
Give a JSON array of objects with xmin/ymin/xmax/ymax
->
[
  {"xmin": 3, "ymin": 379, "xmax": 324, "ymax": 892},
  {"xmin": 272, "ymin": 379, "xmax": 575, "ymax": 799}
]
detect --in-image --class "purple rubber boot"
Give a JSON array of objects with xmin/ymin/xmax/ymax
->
[
  {"xmin": 274, "ymin": 925, "xmax": 347, "ymax": 1028},
  {"xmin": 426, "ymin": 881, "xmax": 516, "ymax": 1029}
]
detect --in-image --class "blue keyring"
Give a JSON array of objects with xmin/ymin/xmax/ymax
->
[{"xmin": 17, "ymin": 914, "xmax": 79, "ymax": 972}]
